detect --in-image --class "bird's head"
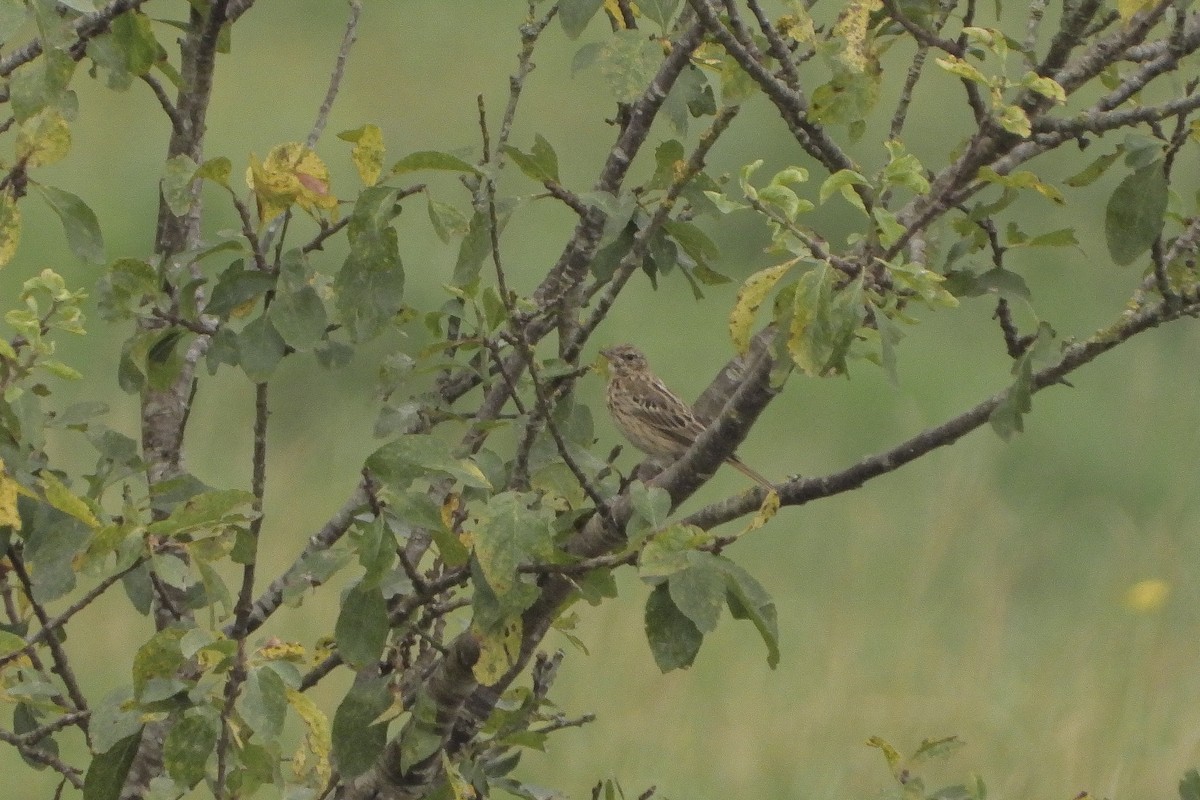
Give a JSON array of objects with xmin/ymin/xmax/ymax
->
[{"xmin": 601, "ymin": 344, "xmax": 648, "ymax": 377}]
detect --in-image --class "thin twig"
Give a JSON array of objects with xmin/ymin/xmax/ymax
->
[
  {"xmin": 7, "ymin": 551, "xmax": 90, "ymax": 735},
  {"xmin": 0, "ymin": 728, "xmax": 84, "ymax": 789},
  {"xmin": 0, "ymin": 556, "xmax": 146, "ymax": 669}
]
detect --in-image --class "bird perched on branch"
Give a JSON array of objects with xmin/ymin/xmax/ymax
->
[{"xmin": 601, "ymin": 344, "xmax": 773, "ymax": 490}]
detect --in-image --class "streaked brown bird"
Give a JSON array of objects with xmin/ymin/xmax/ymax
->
[{"xmin": 601, "ymin": 344, "xmax": 773, "ymax": 489}]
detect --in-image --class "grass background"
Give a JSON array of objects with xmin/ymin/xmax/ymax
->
[{"xmin": 6, "ymin": 1, "xmax": 1200, "ymax": 797}]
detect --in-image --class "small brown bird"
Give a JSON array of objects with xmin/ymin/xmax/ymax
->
[{"xmin": 601, "ymin": 344, "xmax": 773, "ymax": 489}]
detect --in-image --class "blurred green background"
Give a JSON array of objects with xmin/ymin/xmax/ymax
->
[{"xmin": 8, "ymin": 1, "xmax": 1200, "ymax": 797}]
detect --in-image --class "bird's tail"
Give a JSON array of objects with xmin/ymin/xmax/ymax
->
[{"xmin": 726, "ymin": 457, "xmax": 774, "ymax": 490}]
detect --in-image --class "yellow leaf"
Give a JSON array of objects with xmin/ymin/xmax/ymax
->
[
  {"xmin": 742, "ymin": 489, "xmax": 780, "ymax": 534},
  {"xmin": 340, "ymin": 124, "xmax": 385, "ymax": 186},
  {"xmin": 0, "ymin": 458, "xmax": 21, "ymax": 530},
  {"xmin": 1117, "ymin": 0, "xmax": 1156, "ymax": 22},
  {"xmin": 603, "ymin": 0, "xmax": 638, "ymax": 27},
  {"xmin": 286, "ymin": 688, "xmax": 332, "ymax": 785},
  {"xmin": 16, "ymin": 110, "xmax": 71, "ymax": 168},
  {"xmin": 440, "ymin": 493, "xmax": 460, "ymax": 531},
  {"xmin": 441, "ymin": 752, "xmax": 479, "ymax": 800},
  {"xmin": 257, "ymin": 638, "xmax": 306, "ymax": 662},
  {"xmin": 0, "ymin": 191, "xmax": 21, "ymax": 269},
  {"xmin": 245, "ymin": 143, "xmax": 338, "ymax": 226},
  {"xmin": 471, "ymin": 620, "xmax": 521, "ymax": 686},
  {"xmin": 1124, "ymin": 578, "xmax": 1169, "ymax": 612},
  {"xmin": 832, "ymin": 0, "xmax": 882, "ymax": 72},
  {"xmin": 41, "ymin": 472, "xmax": 100, "ymax": 529},
  {"xmin": 728, "ymin": 262, "xmax": 794, "ymax": 354}
]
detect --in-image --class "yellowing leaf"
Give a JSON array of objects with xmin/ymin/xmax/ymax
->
[
  {"xmin": 603, "ymin": 0, "xmax": 638, "ymax": 27},
  {"xmin": 996, "ymin": 103, "xmax": 1032, "ymax": 137},
  {"xmin": 338, "ymin": 123, "xmax": 385, "ymax": 186},
  {"xmin": 245, "ymin": 143, "xmax": 338, "ymax": 226},
  {"xmin": 471, "ymin": 619, "xmax": 522, "ymax": 686},
  {"xmin": 1021, "ymin": 72, "xmax": 1066, "ymax": 104},
  {"xmin": 441, "ymin": 751, "xmax": 479, "ymax": 800},
  {"xmin": 729, "ymin": 262, "xmax": 793, "ymax": 354},
  {"xmin": 832, "ymin": 0, "xmax": 881, "ymax": 72},
  {"xmin": 257, "ymin": 638, "xmax": 306, "ymax": 662},
  {"xmin": 934, "ymin": 56, "xmax": 988, "ymax": 85},
  {"xmin": 16, "ymin": 109, "xmax": 71, "ymax": 167},
  {"xmin": 286, "ymin": 688, "xmax": 332, "ymax": 785},
  {"xmin": 1118, "ymin": 0, "xmax": 1156, "ymax": 22},
  {"xmin": 0, "ymin": 191, "xmax": 21, "ymax": 268},
  {"xmin": 0, "ymin": 458, "xmax": 21, "ymax": 530},
  {"xmin": 778, "ymin": 7, "xmax": 816, "ymax": 43},
  {"xmin": 43, "ymin": 473, "xmax": 101, "ymax": 529},
  {"xmin": 742, "ymin": 489, "xmax": 780, "ymax": 534}
]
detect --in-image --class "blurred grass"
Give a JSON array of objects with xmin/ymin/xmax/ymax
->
[{"xmin": 5, "ymin": 1, "xmax": 1200, "ymax": 797}]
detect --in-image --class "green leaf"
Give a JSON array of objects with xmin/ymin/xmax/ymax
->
[
  {"xmin": 83, "ymin": 731, "xmax": 142, "ymax": 800},
  {"xmin": 22, "ymin": 498, "xmax": 90, "ymax": 602},
  {"xmin": 667, "ymin": 551, "xmax": 725, "ymax": 633},
  {"xmin": 644, "ymin": 582, "xmax": 702, "ymax": 672},
  {"xmin": 720, "ymin": 557, "xmax": 780, "ymax": 668},
  {"xmin": 335, "ymin": 185, "xmax": 404, "ymax": 340},
  {"xmin": 971, "ymin": 266, "xmax": 1030, "ymax": 299},
  {"xmin": 195, "ymin": 156, "xmax": 232, "ymax": 188},
  {"xmin": 663, "ymin": 219, "xmax": 719, "ymax": 265},
  {"xmin": 559, "ymin": 0, "xmax": 604, "ymax": 38},
  {"xmin": 786, "ymin": 266, "xmax": 864, "ymax": 377},
  {"xmin": 474, "ymin": 491, "xmax": 554, "ymax": 604},
  {"xmin": 628, "ymin": 481, "xmax": 672, "ymax": 543},
  {"xmin": 640, "ymin": 0, "xmax": 681, "ymax": 29},
  {"xmin": 89, "ymin": 690, "xmax": 144, "ymax": 755},
  {"xmin": 426, "ymin": 195, "xmax": 468, "ymax": 243},
  {"xmin": 0, "ymin": 629, "xmax": 25, "ymax": 658},
  {"xmin": 501, "ymin": 133, "xmax": 559, "ymax": 183},
  {"xmin": 390, "ymin": 150, "xmax": 479, "ymax": 176},
  {"xmin": 366, "ymin": 434, "xmax": 492, "ymax": 490},
  {"xmin": 809, "ymin": 69, "xmax": 880, "ymax": 128},
  {"xmin": 332, "ymin": 672, "xmax": 392, "ymax": 778},
  {"xmin": 160, "ymin": 153, "xmax": 197, "ymax": 216},
  {"xmin": 97, "ymin": 258, "xmax": 157, "ymax": 320},
  {"xmin": 240, "ymin": 671, "xmax": 286, "ymax": 743},
  {"xmin": 1106, "ymin": 161, "xmax": 1167, "ymax": 266},
  {"xmin": 163, "ymin": 711, "xmax": 219, "ymax": 788},
  {"xmin": 145, "ymin": 328, "xmax": 192, "ymax": 391},
  {"xmin": 268, "ymin": 284, "xmax": 327, "ymax": 351},
  {"xmin": 132, "ymin": 627, "xmax": 186, "ymax": 698},
  {"xmin": 335, "ymin": 580, "xmax": 388, "ymax": 669},
  {"xmin": 205, "ymin": 262, "xmax": 275, "ymax": 318},
  {"xmin": 37, "ymin": 185, "xmax": 104, "ymax": 263},
  {"xmin": 237, "ymin": 314, "xmax": 286, "ymax": 382},
  {"xmin": 729, "ymin": 263, "xmax": 792, "ymax": 354},
  {"xmin": 818, "ymin": 169, "xmax": 869, "ymax": 214},
  {"xmin": 10, "ymin": 48, "xmax": 75, "ymax": 123},
  {"xmin": 145, "ymin": 488, "xmax": 256, "ymax": 537},
  {"xmin": 1064, "ymin": 147, "xmax": 1123, "ymax": 187},
  {"xmin": 599, "ymin": 29, "xmax": 662, "ymax": 104},
  {"xmin": 988, "ymin": 323, "xmax": 1055, "ymax": 440}
]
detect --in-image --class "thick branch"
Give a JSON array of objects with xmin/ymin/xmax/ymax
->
[{"xmin": 682, "ymin": 292, "xmax": 1200, "ymax": 531}]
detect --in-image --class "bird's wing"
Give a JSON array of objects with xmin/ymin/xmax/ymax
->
[{"xmin": 631, "ymin": 384, "xmax": 705, "ymax": 450}]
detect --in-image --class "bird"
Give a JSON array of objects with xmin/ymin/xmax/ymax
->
[{"xmin": 601, "ymin": 343, "xmax": 773, "ymax": 490}]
